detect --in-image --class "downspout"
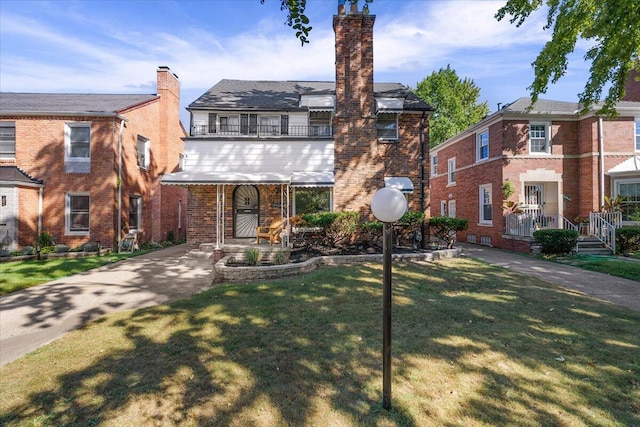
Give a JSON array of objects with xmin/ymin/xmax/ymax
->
[
  {"xmin": 38, "ymin": 187, "xmax": 43, "ymax": 238},
  {"xmin": 598, "ymin": 116, "xmax": 605, "ymax": 209},
  {"xmin": 419, "ymin": 111, "xmax": 427, "ymax": 249},
  {"xmin": 117, "ymin": 118, "xmax": 125, "ymax": 253}
]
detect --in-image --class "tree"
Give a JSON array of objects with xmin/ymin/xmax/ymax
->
[
  {"xmin": 414, "ymin": 65, "xmax": 489, "ymax": 147},
  {"xmin": 496, "ymin": 0, "xmax": 640, "ymax": 116}
]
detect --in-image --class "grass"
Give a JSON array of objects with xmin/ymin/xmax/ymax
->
[
  {"xmin": 0, "ymin": 251, "xmax": 144, "ymax": 295},
  {"xmin": 1, "ymin": 258, "xmax": 638, "ymax": 426},
  {"xmin": 544, "ymin": 251, "xmax": 640, "ymax": 281}
]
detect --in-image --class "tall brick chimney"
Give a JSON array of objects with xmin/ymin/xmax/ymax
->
[
  {"xmin": 333, "ymin": 0, "xmax": 381, "ymax": 212},
  {"xmin": 621, "ymin": 67, "xmax": 640, "ymax": 102}
]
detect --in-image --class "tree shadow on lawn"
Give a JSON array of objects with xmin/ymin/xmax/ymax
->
[{"xmin": 1, "ymin": 258, "xmax": 639, "ymax": 426}]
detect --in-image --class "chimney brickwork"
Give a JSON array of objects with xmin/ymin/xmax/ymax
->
[{"xmin": 622, "ymin": 68, "xmax": 640, "ymax": 102}]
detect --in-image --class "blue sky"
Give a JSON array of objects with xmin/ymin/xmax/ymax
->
[{"xmin": 0, "ymin": 0, "xmax": 592, "ymax": 126}]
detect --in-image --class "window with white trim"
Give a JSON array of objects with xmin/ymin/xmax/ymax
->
[
  {"xmin": 65, "ymin": 122, "xmax": 90, "ymax": 160},
  {"xmin": 66, "ymin": 193, "xmax": 89, "ymax": 234},
  {"xmin": 293, "ymin": 188, "xmax": 332, "ymax": 215},
  {"xmin": 431, "ymin": 155, "xmax": 438, "ymax": 176},
  {"xmin": 529, "ymin": 122, "xmax": 550, "ymax": 154},
  {"xmin": 616, "ymin": 179, "xmax": 640, "ymax": 221},
  {"xmin": 219, "ymin": 115, "xmax": 240, "ymax": 133},
  {"xmin": 377, "ymin": 113, "xmax": 398, "ymax": 141},
  {"xmin": 0, "ymin": 121, "xmax": 16, "ymax": 158},
  {"xmin": 448, "ymin": 200, "xmax": 457, "ymax": 218},
  {"xmin": 259, "ymin": 115, "xmax": 281, "ymax": 135},
  {"xmin": 129, "ymin": 196, "xmax": 142, "ymax": 230},
  {"xmin": 476, "ymin": 129, "xmax": 489, "ymax": 161},
  {"xmin": 137, "ymin": 135, "xmax": 150, "ymax": 169},
  {"xmin": 479, "ymin": 184, "xmax": 493, "ymax": 224},
  {"xmin": 635, "ymin": 119, "xmax": 640, "ymax": 151},
  {"xmin": 447, "ymin": 158, "xmax": 456, "ymax": 185},
  {"xmin": 440, "ymin": 200, "xmax": 447, "ymax": 216}
]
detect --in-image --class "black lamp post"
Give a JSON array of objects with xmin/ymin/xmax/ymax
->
[{"xmin": 370, "ymin": 187, "xmax": 407, "ymax": 410}]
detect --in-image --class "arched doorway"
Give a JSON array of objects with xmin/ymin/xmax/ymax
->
[{"xmin": 233, "ymin": 185, "xmax": 259, "ymax": 238}]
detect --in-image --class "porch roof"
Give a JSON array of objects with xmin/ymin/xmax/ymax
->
[{"xmin": 162, "ymin": 170, "xmax": 335, "ymax": 187}]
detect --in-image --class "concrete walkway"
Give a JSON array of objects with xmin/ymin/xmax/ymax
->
[
  {"xmin": 0, "ymin": 245, "xmax": 215, "ymax": 367},
  {"xmin": 459, "ymin": 243, "xmax": 640, "ymax": 312}
]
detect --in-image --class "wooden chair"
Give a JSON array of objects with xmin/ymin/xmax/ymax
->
[{"xmin": 255, "ymin": 218, "xmax": 283, "ymax": 245}]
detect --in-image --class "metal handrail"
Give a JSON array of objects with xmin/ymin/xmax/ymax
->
[{"xmin": 589, "ymin": 212, "xmax": 621, "ymax": 253}]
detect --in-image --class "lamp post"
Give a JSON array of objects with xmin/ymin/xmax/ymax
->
[{"xmin": 370, "ymin": 187, "xmax": 407, "ymax": 410}]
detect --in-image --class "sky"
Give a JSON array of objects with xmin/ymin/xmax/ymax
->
[{"xmin": 0, "ymin": 0, "xmax": 593, "ymax": 127}]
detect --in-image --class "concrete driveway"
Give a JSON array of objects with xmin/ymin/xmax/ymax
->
[{"xmin": 0, "ymin": 245, "xmax": 215, "ymax": 367}]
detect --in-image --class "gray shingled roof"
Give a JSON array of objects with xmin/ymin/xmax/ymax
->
[
  {"xmin": 189, "ymin": 79, "xmax": 432, "ymax": 112},
  {"xmin": 502, "ymin": 97, "xmax": 581, "ymax": 115},
  {"xmin": 0, "ymin": 93, "xmax": 158, "ymax": 115},
  {"xmin": 0, "ymin": 166, "xmax": 43, "ymax": 185}
]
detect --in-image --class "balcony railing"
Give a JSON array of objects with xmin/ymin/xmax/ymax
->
[{"xmin": 190, "ymin": 124, "xmax": 333, "ymax": 138}]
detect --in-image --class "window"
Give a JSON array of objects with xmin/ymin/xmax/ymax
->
[
  {"xmin": 129, "ymin": 196, "xmax": 142, "ymax": 230},
  {"xmin": 0, "ymin": 121, "xmax": 16, "ymax": 158},
  {"xmin": 479, "ymin": 184, "xmax": 493, "ymax": 224},
  {"xmin": 440, "ymin": 200, "xmax": 447, "ymax": 216},
  {"xmin": 476, "ymin": 129, "xmax": 489, "ymax": 161},
  {"xmin": 293, "ymin": 188, "xmax": 331, "ymax": 215},
  {"xmin": 65, "ymin": 122, "xmax": 91, "ymax": 159},
  {"xmin": 137, "ymin": 136, "xmax": 150, "ymax": 169},
  {"xmin": 219, "ymin": 115, "xmax": 239, "ymax": 134},
  {"xmin": 377, "ymin": 113, "xmax": 398, "ymax": 140},
  {"xmin": 447, "ymin": 158, "xmax": 456, "ymax": 185},
  {"xmin": 310, "ymin": 111, "xmax": 332, "ymax": 136},
  {"xmin": 448, "ymin": 200, "xmax": 457, "ymax": 218},
  {"xmin": 529, "ymin": 122, "xmax": 550, "ymax": 153},
  {"xmin": 431, "ymin": 155, "xmax": 438, "ymax": 176},
  {"xmin": 259, "ymin": 116, "xmax": 281, "ymax": 135},
  {"xmin": 66, "ymin": 194, "xmax": 89, "ymax": 234},
  {"xmin": 616, "ymin": 179, "xmax": 640, "ymax": 221},
  {"xmin": 635, "ymin": 119, "xmax": 640, "ymax": 151}
]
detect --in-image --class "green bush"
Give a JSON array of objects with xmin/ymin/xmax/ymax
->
[
  {"xmin": 20, "ymin": 246, "xmax": 35, "ymax": 255},
  {"xmin": 245, "ymin": 248, "xmax": 260, "ymax": 266},
  {"xmin": 37, "ymin": 231, "xmax": 55, "ymax": 248},
  {"xmin": 533, "ymin": 229, "xmax": 578, "ymax": 254},
  {"xmin": 299, "ymin": 212, "xmax": 341, "ymax": 228},
  {"xmin": 616, "ymin": 227, "xmax": 640, "ymax": 254},
  {"xmin": 427, "ymin": 216, "xmax": 469, "ymax": 248},
  {"xmin": 273, "ymin": 251, "xmax": 287, "ymax": 265},
  {"xmin": 395, "ymin": 211, "xmax": 425, "ymax": 247},
  {"xmin": 326, "ymin": 211, "xmax": 360, "ymax": 245}
]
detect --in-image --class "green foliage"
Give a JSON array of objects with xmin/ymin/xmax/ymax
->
[
  {"xmin": 273, "ymin": 251, "xmax": 287, "ymax": 265},
  {"xmin": 54, "ymin": 244, "xmax": 70, "ymax": 253},
  {"xmin": 20, "ymin": 246, "xmax": 34, "ymax": 255},
  {"xmin": 616, "ymin": 227, "xmax": 640, "ymax": 254},
  {"xmin": 533, "ymin": 229, "xmax": 578, "ymax": 254},
  {"xmin": 601, "ymin": 195, "xmax": 625, "ymax": 213},
  {"xmin": 325, "ymin": 211, "xmax": 360, "ymax": 245},
  {"xmin": 37, "ymin": 231, "xmax": 55, "ymax": 248},
  {"xmin": 294, "ymin": 189, "xmax": 331, "ymax": 214},
  {"xmin": 245, "ymin": 248, "xmax": 260, "ymax": 266},
  {"xmin": 427, "ymin": 216, "xmax": 469, "ymax": 249},
  {"xmin": 502, "ymin": 180, "xmax": 516, "ymax": 200},
  {"xmin": 299, "ymin": 212, "xmax": 340, "ymax": 228},
  {"xmin": 630, "ymin": 209, "xmax": 640, "ymax": 222},
  {"xmin": 496, "ymin": 0, "xmax": 640, "ymax": 116},
  {"xmin": 166, "ymin": 230, "xmax": 175, "ymax": 243},
  {"xmin": 415, "ymin": 65, "xmax": 489, "ymax": 146}
]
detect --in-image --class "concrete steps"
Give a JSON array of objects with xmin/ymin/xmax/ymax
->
[{"xmin": 577, "ymin": 237, "xmax": 613, "ymax": 255}]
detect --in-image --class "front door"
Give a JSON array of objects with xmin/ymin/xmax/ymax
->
[
  {"xmin": 0, "ymin": 187, "xmax": 17, "ymax": 252},
  {"xmin": 233, "ymin": 185, "xmax": 259, "ymax": 238}
]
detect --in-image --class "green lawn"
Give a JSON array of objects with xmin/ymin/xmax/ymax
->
[
  {"xmin": 0, "ymin": 251, "xmax": 144, "ymax": 295},
  {"xmin": 1, "ymin": 258, "xmax": 638, "ymax": 426},
  {"xmin": 546, "ymin": 252, "xmax": 640, "ymax": 281}
]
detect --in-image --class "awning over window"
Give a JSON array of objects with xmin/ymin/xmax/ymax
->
[
  {"xmin": 300, "ymin": 95, "xmax": 335, "ymax": 111},
  {"xmin": 608, "ymin": 156, "xmax": 640, "ymax": 175},
  {"xmin": 290, "ymin": 171, "xmax": 334, "ymax": 187},
  {"xmin": 376, "ymin": 97, "xmax": 404, "ymax": 113},
  {"xmin": 162, "ymin": 171, "xmax": 291, "ymax": 185},
  {"xmin": 384, "ymin": 176, "xmax": 414, "ymax": 193}
]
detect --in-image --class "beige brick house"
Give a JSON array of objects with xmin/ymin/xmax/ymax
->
[
  {"xmin": 162, "ymin": 3, "xmax": 433, "ymax": 247},
  {"xmin": 0, "ymin": 67, "xmax": 186, "ymax": 252},
  {"xmin": 430, "ymin": 72, "xmax": 640, "ymax": 253}
]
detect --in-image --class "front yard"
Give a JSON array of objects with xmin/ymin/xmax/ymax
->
[{"xmin": 1, "ymin": 258, "xmax": 638, "ymax": 426}]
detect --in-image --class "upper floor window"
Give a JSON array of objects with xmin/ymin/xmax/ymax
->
[
  {"xmin": 260, "ymin": 115, "xmax": 281, "ymax": 135},
  {"xmin": 479, "ymin": 184, "xmax": 493, "ymax": 224},
  {"xmin": 66, "ymin": 193, "xmax": 89, "ymax": 234},
  {"xmin": 220, "ymin": 115, "xmax": 240, "ymax": 133},
  {"xmin": 476, "ymin": 129, "xmax": 489, "ymax": 161},
  {"xmin": 309, "ymin": 111, "xmax": 332, "ymax": 136},
  {"xmin": 635, "ymin": 119, "xmax": 640, "ymax": 151},
  {"xmin": 0, "ymin": 121, "xmax": 16, "ymax": 158},
  {"xmin": 65, "ymin": 122, "xmax": 91, "ymax": 160},
  {"xmin": 377, "ymin": 113, "xmax": 398, "ymax": 141},
  {"xmin": 137, "ymin": 136, "xmax": 150, "ymax": 169},
  {"xmin": 431, "ymin": 154, "xmax": 438, "ymax": 176},
  {"xmin": 447, "ymin": 158, "xmax": 456, "ymax": 185},
  {"xmin": 129, "ymin": 195, "xmax": 142, "ymax": 230},
  {"xmin": 529, "ymin": 122, "xmax": 551, "ymax": 154}
]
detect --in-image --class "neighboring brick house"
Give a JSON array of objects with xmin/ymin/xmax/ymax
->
[
  {"xmin": 0, "ymin": 66, "xmax": 187, "ymax": 252},
  {"xmin": 162, "ymin": 3, "xmax": 432, "ymax": 247},
  {"xmin": 430, "ymin": 74, "xmax": 640, "ymax": 252}
]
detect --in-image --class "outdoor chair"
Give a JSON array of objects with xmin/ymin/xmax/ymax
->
[{"xmin": 255, "ymin": 218, "xmax": 282, "ymax": 245}]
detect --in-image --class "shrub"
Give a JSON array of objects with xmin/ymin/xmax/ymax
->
[
  {"xmin": 167, "ymin": 230, "xmax": 175, "ymax": 243},
  {"xmin": 533, "ymin": 229, "xmax": 578, "ymax": 254},
  {"xmin": 20, "ymin": 246, "xmax": 35, "ymax": 255},
  {"xmin": 245, "ymin": 248, "xmax": 260, "ymax": 266},
  {"xmin": 427, "ymin": 216, "xmax": 469, "ymax": 249},
  {"xmin": 54, "ymin": 244, "xmax": 70, "ymax": 253},
  {"xmin": 325, "ymin": 211, "xmax": 360, "ymax": 245},
  {"xmin": 299, "ymin": 212, "xmax": 341, "ymax": 228},
  {"xmin": 616, "ymin": 227, "xmax": 640, "ymax": 254},
  {"xmin": 394, "ymin": 211, "xmax": 425, "ymax": 247},
  {"xmin": 273, "ymin": 251, "xmax": 287, "ymax": 265},
  {"xmin": 358, "ymin": 221, "xmax": 383, "ymax": 247},
  {"xmin": 37, "ymin": 231, "xmax": 55, "ymax": 248}
]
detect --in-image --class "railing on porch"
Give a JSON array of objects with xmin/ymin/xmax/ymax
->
[
  {"xmin": 504, "ymin": 211, "xmax": 577, "ymax": 237},
  {"xmin": 589, "ymin": 212, "xmax": 622, "ymax": 254},
  {"xmin": 191, "ymin": 124, "xmax": 333, "ymax": 138}
]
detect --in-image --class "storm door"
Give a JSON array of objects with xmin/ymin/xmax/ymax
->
[{"xmin": 233, "ymin": 185, "xmax": 259, "ymax": 238}]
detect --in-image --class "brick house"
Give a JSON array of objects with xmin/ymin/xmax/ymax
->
[
  {"xmin": 0, "ymin": 66, "xmax": 186, "ymax": 252},
  {"xmin": 429, "ymin": 73, "xmax": 640, "ymax": 253},
  {"xmin": 162, "ymin": 3, "xmax": 432, "ymax": 247}
]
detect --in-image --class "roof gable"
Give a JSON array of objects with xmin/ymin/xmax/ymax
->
[{"xmin": 0, "ymin": 93, "xmax": 158, "ymax": 116}]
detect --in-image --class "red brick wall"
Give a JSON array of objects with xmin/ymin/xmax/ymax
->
[{"xmin": 622, "ymin": 68, "xmax": 640, "ymax": 102}]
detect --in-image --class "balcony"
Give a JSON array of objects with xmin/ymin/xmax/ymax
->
[{"xmin": 190, "ymin": 124, "xmax": 333, "ymax": 138}]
